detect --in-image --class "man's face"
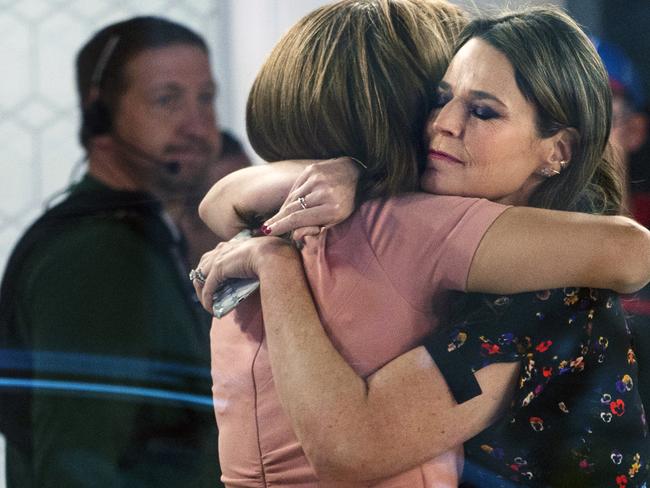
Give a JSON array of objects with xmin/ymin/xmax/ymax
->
[{"xmin": 112, "ymin": 44, "xmax": 222, "ymax": 193}]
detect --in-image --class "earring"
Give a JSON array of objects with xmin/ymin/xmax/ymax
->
[
  {"xmin": 540, "ymin": 167, "xmax": 560, "ymax": 178},
  {"xmin": 559, "ymin": 160, "xmax": 567, "ymax": 171}
]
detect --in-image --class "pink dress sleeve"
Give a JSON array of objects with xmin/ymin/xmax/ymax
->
[{"xmin": 359, "ymin": 194, "xmax": 509, "ymax": 312}]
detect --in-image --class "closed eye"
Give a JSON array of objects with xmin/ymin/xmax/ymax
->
[{"xmin": 470, "ymin": 105, "xmax": 500, "ymax": 120}]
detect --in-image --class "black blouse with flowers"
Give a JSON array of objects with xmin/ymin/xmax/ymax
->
[{"xmin": 426, "ymin": 288, "xmax": 649, "ymax": 488}]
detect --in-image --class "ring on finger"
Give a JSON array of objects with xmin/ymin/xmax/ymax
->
[
  {"xmin": 189, "ymin": 267, "xmax": 207, "ymax": 284},
  {"xmin": 297, "ymin": 196, "xmax": 308, "ymax": 210}
]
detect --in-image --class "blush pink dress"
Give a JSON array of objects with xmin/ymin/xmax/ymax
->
[{"xmin": 211, "ymin": 194, "xmax": 508, "ymax": 487}]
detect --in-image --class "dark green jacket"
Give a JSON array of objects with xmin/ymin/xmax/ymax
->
[{"xmin": 0, "ymin": 175, "xmax": 221, "ymax": 487}]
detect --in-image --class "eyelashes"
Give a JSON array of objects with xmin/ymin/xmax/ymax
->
[
  {"xmin": 471, "ymin": 105, "xmax": 499, "ymax": 120},
  {"xmin": 433, "ymin": 92, "xmax": 501, "ymax": 121}
]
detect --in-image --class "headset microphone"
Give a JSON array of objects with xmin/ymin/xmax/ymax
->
[{"xmin": 112, "ymin": 132, "xmax": 181, "ymax": 175}]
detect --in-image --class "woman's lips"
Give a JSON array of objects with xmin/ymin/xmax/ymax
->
[{"xmin": 427, "ymin": 149, "xmax": 464, "ymax": 165}]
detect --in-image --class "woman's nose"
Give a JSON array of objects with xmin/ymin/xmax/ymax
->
[{"xmin": 431, "ymin": 100, "xmax": 464, "ymax": 138}]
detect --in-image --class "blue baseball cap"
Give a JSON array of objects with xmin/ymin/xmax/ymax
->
[{"xmin": 592, "ymin": 36, "xmax": 646, "ymax": 111}]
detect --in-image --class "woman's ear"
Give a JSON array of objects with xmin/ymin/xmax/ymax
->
[
  {"xmin": 552, "ymin": 127, "xmax": 577, "ymax": 168},
  {"xmin": 537, "ymin": 128, "xmax": 578, "ymax": 177}
]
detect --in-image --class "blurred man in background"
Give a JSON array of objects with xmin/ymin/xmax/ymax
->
[{"xmin": 0, "ymin": 16, "xmax": 241, "ymax": 487}]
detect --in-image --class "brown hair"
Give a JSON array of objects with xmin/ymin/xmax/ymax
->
[
  {"xmin": 458, "ymin": 7, "xmax": 624, "ymax": 214},
  {"xmin": 247, "ymin": 0, "xmax": 466, "ymax": 200}
]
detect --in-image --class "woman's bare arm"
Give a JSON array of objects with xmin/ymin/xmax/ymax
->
[
  {"xmin": 468, "ymin": 206, "xmax": 650, "ymax": 294},
  {"xmin": 198, "ymin": 158, "xmax": 359, "ymax": 241},
  {"xmin": 198, "ymin": 161, "xmax": 309, "ymax": 240},
  {"xmin": 248, "ymin": 162, "xmax": 650, "ymax": 294},
  {"xmin": 201, "ymin": 237, "xmax": 518, "ymax": 481},
  {"xmin": 260, "ymin": 243, "xmax": 519, "ymax": 481}
]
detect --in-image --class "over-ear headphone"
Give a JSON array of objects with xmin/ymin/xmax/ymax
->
[{"xmin": 81, "ymin": 35, "xmax": 120, "ymax": 143}]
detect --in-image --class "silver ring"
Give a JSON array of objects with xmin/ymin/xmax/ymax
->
[
  {"xmin": 189, "ymin": 268, "xmax": 206, "ymax": 284},
  {"xmin": 298, "ymin": 196, "xmax": 308, "ymax": 210}
]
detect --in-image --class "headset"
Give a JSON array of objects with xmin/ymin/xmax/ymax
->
[{"xmin": 81, "ymin": 35, "xmax": 180, "ymax": 174}]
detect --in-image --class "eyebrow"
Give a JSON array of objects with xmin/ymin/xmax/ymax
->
[
  {"xmin": 150, "ymin": 80, "xmax": 217, "ymax": 93},
  {"xmin": 438, "ymin": 81, "xmax": 507, "ymax": 107}
]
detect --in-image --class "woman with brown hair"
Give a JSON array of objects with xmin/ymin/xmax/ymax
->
[{"xmin": 197, "ymin": 2, "xmax": 649, "ymax": 487}]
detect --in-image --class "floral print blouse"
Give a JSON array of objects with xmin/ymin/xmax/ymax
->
[{"xmin": 426, "ymin": 288, "xmax": 649, "ymax": 487}]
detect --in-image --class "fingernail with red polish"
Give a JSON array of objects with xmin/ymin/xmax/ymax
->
[{"xmin": 261, "ymin": 224, "xmax": 271, "ymax": 235}]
